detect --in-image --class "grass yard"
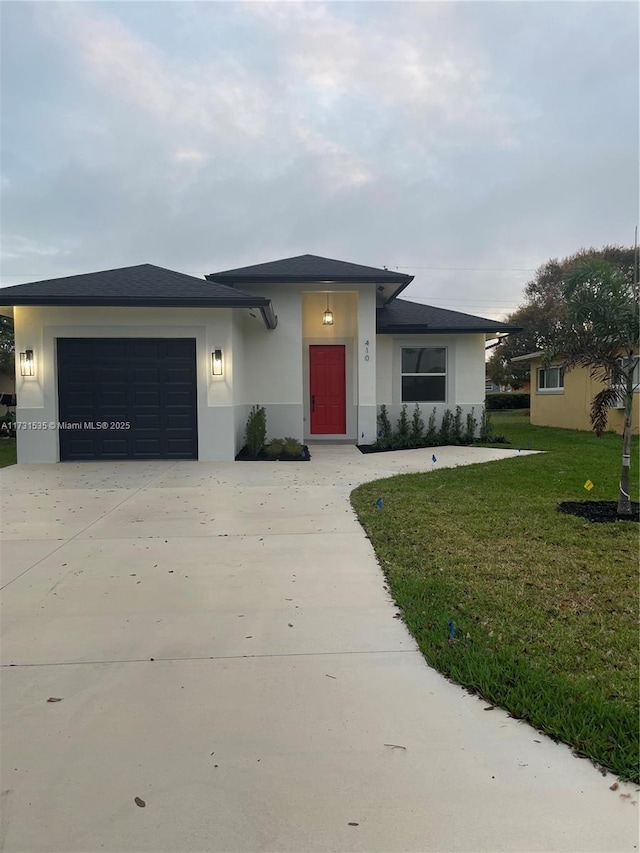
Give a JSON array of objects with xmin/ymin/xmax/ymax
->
[
  {"xmin": 351, "ymin": 412, "xmax": 639, "ymax": 781},
  {"xmin": 0, "ymin": 437, "xmax": 16, "ymax": 468}
]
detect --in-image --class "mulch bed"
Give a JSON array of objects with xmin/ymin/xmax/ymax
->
[
  {"xmin": 235, "ymin": 445, "xmax": 311, "ymax": 462},
  {"xmin": 557, "ymin": 501, "xmax": 640, "ymax": 524}
]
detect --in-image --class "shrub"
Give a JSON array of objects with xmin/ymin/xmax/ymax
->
[
  {"xmin": 425, "ymin": 407, "xmax": 438, "ymax": 446},
  {"xmin": 0, "ymin": 411, "xmax": 16, "ymax": 437},
  {"xmin": 265, "ymin": 438, "xmax": 285, "ymax": 458},
  {"xmin": 410, "ymin": 404, "xmax": 424, "ymax": 447},
  {"xmin": 486, "ymin": 392, "xmax": 530, "ymax": 410},
  {"xmin": 439, "ymin": 409, "xmax": 453, "ymax": 444},
  {"xmin": 283, "ymin": 437, "xmax": 303, "ymax": 457},
  {"xmin": 394, "ymin": 404, "xmax": 411, "ymax": 448},
  {"xmin": 376, "ymin": 404, "xmax": 393, "ymax": 449},
  {"xmin": 245, "ymin": 405, "xmax": 266, "ymax": 456},
  {"xmin": 452, "ymin": 406, "xmax": 464, "ymax": 445},
  {"xmin": 464, "ymin": 408, "xmax": 478, "ymax": 445},
  {"xmin": 479, "ymin": 406, "xmax": 493, "ymax": 442}
]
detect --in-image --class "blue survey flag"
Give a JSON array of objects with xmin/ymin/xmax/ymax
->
[{"xmin": 376, "ymin": 498, "xmax": 384, "ymax": 509}]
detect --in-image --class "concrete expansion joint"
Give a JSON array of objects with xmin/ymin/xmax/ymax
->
[{"xmin": 2, "ymin": 648, "xmax": 419, "ymax": 668}]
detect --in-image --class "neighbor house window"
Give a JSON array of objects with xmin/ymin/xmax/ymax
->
[
  {"xmin": 537, "ymin": 366, "xmax": 564, "ymax": 391},
  {"xmin": 614, "ymin": 356, "xmax": 640, "ymax": 390},
  {"xmin": 401, "ymin": 347, "xmax": 446, "ymax": 402}
]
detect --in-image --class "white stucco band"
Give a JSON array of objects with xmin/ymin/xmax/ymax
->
[{"xmin": 13, "ymin": 306, "xmax": 238, "ymax": 463}]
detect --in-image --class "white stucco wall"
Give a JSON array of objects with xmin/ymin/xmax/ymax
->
[
  {"xmin": 13, "ymin": 305, "xmax": 239, "ymax": 463},
  {"xmin": 375, "ymin": 333, "xmax": 487, "ymax": 428},
  {"xmin": 238, "ymin": 285, "xmax": 304, "ymax": 442}
]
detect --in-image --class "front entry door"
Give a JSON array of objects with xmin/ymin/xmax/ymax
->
[{"xmin": 309, "ymin": 345, "xmax": 346, "ymax": 434}]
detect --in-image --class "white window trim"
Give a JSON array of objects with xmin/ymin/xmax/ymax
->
[
  {"xmin": 401, "ymin": 346, "xmax": 447, "ymax": 403},
  {"xmin": 537, "ymin": 366, "xmax": 564, "ymax": 394}
]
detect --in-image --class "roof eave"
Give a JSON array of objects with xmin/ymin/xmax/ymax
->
[
  {"xmin": 382, "ymin": 277, "xmax": 414, "ymax": 304},
  {"xmin": 377, "ymin": 325, "xmax": 522, "ymax": 335},
  {"xmin": 4, "ymin": 297, "xmax": 271, "ymax": 308},
  {"xmin": 206, "ymin": 273, "xmax": 413, "ymax": 286}
]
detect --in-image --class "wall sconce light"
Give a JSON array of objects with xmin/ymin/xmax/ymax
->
[
  {"xmin": 322, "ymin": 294, "xmax": 334, "ymax": 326},
  {"xmin": 211, "ymin": 349, "xmax": 223, "ymax": 376},
  {"xmin": 19, "ymin": 349, "xmax": 35, "ymax": 376}
]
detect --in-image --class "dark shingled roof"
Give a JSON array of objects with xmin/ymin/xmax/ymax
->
[
  {"xmin": 207, "ymin": 254, "xmax": 413, "ymax": 285},
  {"xmin": 377, "ymin": 299, "xmax": 522, "ymax": 334},
  {"xmin": 0, "ymin": 264, "xmax": 270, "ymax": 307}
]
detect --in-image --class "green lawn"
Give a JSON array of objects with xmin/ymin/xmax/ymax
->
[
  {"xmin": 0, "ymin": 437, "xmax": 16, "ymax": 467},
  {"xmin": 351, "ymin": 413, "xmax": 639, "ymax": 781}
]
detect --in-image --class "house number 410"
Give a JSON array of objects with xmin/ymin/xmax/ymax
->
[{"xmin": 364, "ymin": 339, "xmax": 370, "ymax": 362}]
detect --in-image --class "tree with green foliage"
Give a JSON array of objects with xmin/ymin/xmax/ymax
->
[
  {"xmin": 487, "ymin": 246, "xmax": 635, "ymax": 389},
  {"xmin": 0, "ymin": 316, "xmax": 14, "ymax": 376},
  {"xmin": 547, "ymin": 258, "xmax": 639, "ymax": 517}
]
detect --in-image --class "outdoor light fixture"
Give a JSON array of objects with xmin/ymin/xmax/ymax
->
[
  {"xmin": 19, "ymin": 349, "xmax": 34, "ymax": 376},
  {"xmin": 322, "ymin": 294, "xmax": 334, "ymax": 326},
  {"xmin": 211, "ymin": 349, "xmax": 223, "ymax": 376}
]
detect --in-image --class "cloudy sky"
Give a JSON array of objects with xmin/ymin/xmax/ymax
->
[{"xmin": 1, "ymin": 1, "xmax": 637, "ymax": 319}]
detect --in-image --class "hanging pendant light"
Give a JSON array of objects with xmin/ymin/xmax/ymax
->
[{"xmin": 322, "ymin": 293, "xmax": 334, "ymax": 325}]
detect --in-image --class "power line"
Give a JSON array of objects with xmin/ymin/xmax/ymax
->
[{"xmin": 387, "ymin": 266, "xmax": 537, "ymax": 272}]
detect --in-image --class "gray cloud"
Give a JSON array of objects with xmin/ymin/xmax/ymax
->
[{"xmin": 1, "ymin": 1, "xmax": 637, "ymax": 318}]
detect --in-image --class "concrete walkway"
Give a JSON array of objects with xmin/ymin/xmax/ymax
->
[{"xmin": 0, "ymin": 446, "xmax": 637, "ymax": 852}]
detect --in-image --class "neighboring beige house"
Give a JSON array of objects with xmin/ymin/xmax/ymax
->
[{"xmin": 512, "ymin": 352, "xmax": 639, "ymax": 435}]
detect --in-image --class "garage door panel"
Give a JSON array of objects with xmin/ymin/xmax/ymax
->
[
  {"xmin": 58, "ymin": 338, "xmax": 197, "ymax": 460},
  {"xmin": 134, "ymin": 367, "xmax": 160, "ymax": 384},
  {"xmin": 100, "ymin": 438, "xmax": 129, "ymax": 456},
  {"xmin": 133, "ymin": 391, "xmax": 160, "ymax": 407}
]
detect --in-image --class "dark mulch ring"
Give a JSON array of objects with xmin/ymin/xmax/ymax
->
[{"xmin": 558, "ymin": 501, "xmax": 640, "ymax": 524}]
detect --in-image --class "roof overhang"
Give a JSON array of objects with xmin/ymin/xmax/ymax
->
[
  {"xmin": 2, "ymin": 297, "xmax": 278, "ymax": 329},
  {"xmin": 378, "ymin": 325, "xmax": 522, "ymax": 335},
  {"xmin": 511, "ymin": 351, "xmax": 544, "ymax": 362}
]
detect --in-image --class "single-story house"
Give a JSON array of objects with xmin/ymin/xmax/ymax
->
[
  {"xmin": 0, "ymin": 254, "xmax": 520, "ymax": 463},
  {"xmin": 512, "ymin": 352, "xmax": 639, "ymax": 435}
]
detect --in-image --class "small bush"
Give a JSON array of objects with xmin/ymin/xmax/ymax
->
[
  {"xmin": 439, "ymin": 409, "xmax": 453, "ymax": 444},
  {"xmin": 452, "ymin": 406, "xmax": 464, "ymax": 445},
  {"xmin": 394, "ymin": 404, "xmax": 411, "ymax": 449},
  {"xmin": 376, "ymin": 404, "xmax": 393, "ymax": 448},
  {"xmin": 283, "ymin": 437, "xmax": 303, "ymax": 457},
  {"xmin": 0, "ymin": 411, "xmax": 16, "ymax": 437},
  {"xmin": 425, "ymin": 407, "xmax": 438, "ymax": 446},
  {"xmin": 410, "ymin": 404, "xmax": 425, "ymax": 448},
  {"xmin": 479, "ymin": 407, "xmax": 493, "ymax": 442},
  {"xmin": 245, "ymin": 405, "xmax": 266, "ymax": 456},
  {"xmin": 265, "ymin": 438, "xmax": 285, "ymax": 458},
  {"xmin": 465, "ymin": 408, "xmax": 478, "ymax": 445},
  {"xmin": 486, "ymin": 392, "xmax": 530, "ymax": 410}
]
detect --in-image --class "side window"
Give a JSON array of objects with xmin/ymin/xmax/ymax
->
[
  {"xmin": 401, "ymin": 347, "xmax": 446, "ymax": 402},
  {"xmin": 537, "ymin": 367, "xmax": 564, "ymax": 390}
]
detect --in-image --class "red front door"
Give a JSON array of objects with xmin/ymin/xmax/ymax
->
[{"xmin": 310, "ymin": 345, "xmax": 346, "ymax": 434}]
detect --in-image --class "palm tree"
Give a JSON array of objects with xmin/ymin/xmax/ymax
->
[{"xmin": 555, "ymin": 258, "xmax": 639, "ymax": 516}]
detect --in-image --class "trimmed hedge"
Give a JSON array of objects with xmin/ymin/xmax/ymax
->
[{"xmin": 486, "ymin": 392, "xmax": 530, "ymax": 410}]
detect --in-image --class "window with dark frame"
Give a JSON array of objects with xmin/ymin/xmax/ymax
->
[{"xmin": 401, "ymin": 347, "xmax": 446, "ymax": 402}]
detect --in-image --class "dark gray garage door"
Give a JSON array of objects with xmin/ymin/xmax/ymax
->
[{"xmin": 57, "ymin": 338, "xmax": 198, "ymax": 460}]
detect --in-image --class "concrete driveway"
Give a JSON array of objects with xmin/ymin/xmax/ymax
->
[{"xmin": 1, "ymin": 446, "xmax": 637, "ymax": 853}]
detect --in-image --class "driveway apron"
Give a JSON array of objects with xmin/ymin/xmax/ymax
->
[{"xmin": 1, "ymin": 446, "xmax": 637, "ymax": 852}]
